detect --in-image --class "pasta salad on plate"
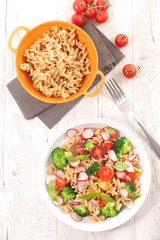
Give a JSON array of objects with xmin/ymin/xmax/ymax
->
[{"xmin": 45, "ymin": 125, "xmax": 143, "ymax": 223}]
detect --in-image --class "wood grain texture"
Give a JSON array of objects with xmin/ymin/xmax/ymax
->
[{"xmin": 0, "ymin": 0, "xmax": 160, "ymax": 239}]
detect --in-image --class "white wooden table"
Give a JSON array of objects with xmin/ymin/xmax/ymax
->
[{"xmin": 1, "ymin": 0, "xmax": 160, "ymax": 239}]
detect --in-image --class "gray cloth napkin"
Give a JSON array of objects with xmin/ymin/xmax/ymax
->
[{"xmin": 7, "ymin": 21, "xmax": 125, "ymax": 128}]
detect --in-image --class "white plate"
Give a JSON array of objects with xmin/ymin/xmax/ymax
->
[{"xmin": 38, "ymin": 118, "xmax": 151, "ymax": 232}]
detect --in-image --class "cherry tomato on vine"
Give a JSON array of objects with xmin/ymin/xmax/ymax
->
[
  {"xmin": 122, "ymin": 64, "xmax": 137, "ymax": 78},
  {"xmin": 85, "ymin": 7, "xmax": 97, "ymax": 19},
  {"xmin": 73, "ymin": 0, "xmax": 86, "ymax": 14},
  {"xmin": 95, "ymin": 10, "xmax": 108, "ymax": 23},
  {"xmin": 84, "ymin": 0, "xmax": 94, "ymax": 3},
  {"xmin": 115, "ymin": 34, "xmax": 128, "ymax": 47},
  {"xmin": 96, "ymin": 0, "xmax": 110, "ymax": 10},
  {"xmin": 71, "ymin": 13, "xmax": 85, "ymax": 26}
]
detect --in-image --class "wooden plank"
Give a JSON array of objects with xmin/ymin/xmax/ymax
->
[
  {"xmin": 132, "ymin": 0, "xmax": 160, "ymax": 239},
  {"xmin": 0, "ymin": 0, "xmax": 9, "ymax": 239}
]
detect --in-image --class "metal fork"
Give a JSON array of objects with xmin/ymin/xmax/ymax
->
[{"xmin": 105, "ymin": 78, "xmax": 160, "ymax": 158}]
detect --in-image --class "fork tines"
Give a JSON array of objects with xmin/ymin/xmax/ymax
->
[{"xmin": 105, "ymin": 78, "xmax": 126, "ymax": 103}]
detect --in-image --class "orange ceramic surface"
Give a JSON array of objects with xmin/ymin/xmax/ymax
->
[{"xmin": 8, "ymin": 21, "xmax": 105, "ymax": 103}]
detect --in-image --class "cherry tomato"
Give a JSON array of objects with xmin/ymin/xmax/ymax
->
[
  {"xmin": 84, "ymin": 0, "xmax": 94, "ymax": 3},
  {"xmin": 73, "ymin": 0, "xmax": 86, "ymax": 13},
  {"xmin": 98, "ymin": 179, "xmax": 111, "ymax": 190},
  {"xmin": 109, "ymin": 133, "xmax": 117, "ymax": 141},
  {"xmin": 98, "ymin": 198, "xmax": 107, "ymax": 208},
  {"xmin": 95, "ymin": 10, "xmax": 108, "ymax": 23},
  {"xmin": 115, "ymin": 34, "xmax": 129, "ymax": 47},
  {"xmin": 71, "ymin": 13, "xmax": 85, "ymax": 26},
  {"xmin": 85, "ymin": 7, "xmax": 97, "ymax": 19},
  {"xmin": 55, "ymin": 178, "xmax": 68, "ymax": 188},
  {"xmin": 80, "ymin": 134, "xmax": 86, "ymax": 140},
  {"xmin": 135, "ymin": 169, "xmax": 143, "ymax": 178},
  {"xmin": 71, "ymin": 142, "xmax": 87, "ymax": 155},
  {"xmin": 122, "ymin": 64, "xmax": 137, "ymax": 78},
  {"xmin": 91, "ymin": 145, "xmax": 105, "ymax": 159},
  {"xmin": 96, "ymin": 0, "xmax": 110, "ymax": 10},
  {"xmin": 98, "ymin": 166, "xmax": 114, "ymax": 181},
  {"xmin": 104, "ymin": 141, "xmax": 114, "ymax": 153},
  {"xmin": 121, "ymin": 171, "xmax": 135, "ymax": 183}
]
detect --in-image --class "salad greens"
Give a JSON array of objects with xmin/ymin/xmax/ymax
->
[
  {"xmin": 69, "ymin": 155, "xmax": 89, "ymax": 162},
  {"xmin": 114, "ymin": 162, "xmax": 128, "ymax": 171},
  {"xmin": 48, "ymin": 180, "xmax": 58, "ymax": 202},
  {"xmin": 80, "ymin": 192, "xmax": 114, "ymax": 202}
]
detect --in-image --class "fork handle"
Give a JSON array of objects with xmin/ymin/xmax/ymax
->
[{"xmin": 133, "ymin": 114, "xmax": 160, "ymax": 158}]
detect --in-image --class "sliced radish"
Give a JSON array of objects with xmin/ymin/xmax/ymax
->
[
  {"xmin": 82, "ymin": 128, "xmax": 94, "ymax": 139},
  {"xmin": 101, "ymin": 131, "xmax": 110, "ymax": 141},
  {"xmin": 45, "ymin": 175, "xmax": 57, "ymax": 185},
  {"xmin": 53, "ymin": 196, "xmax": 64, "ymax": 206},
  {"xmin": 126, "ymin": 200, "xmax": 135, "ymax": 209},
  {"xmin": 72, "ymin": 200, "xmax": 81, "ymax": 206},
  {"xmin": 68, "ymin": 200, "xmax": 81, "ymax": 206},
  {"xmin": 105, "ymin": 163, "xmax": 113, "ymax": 170},
  {"xmin": 90, "ymin": 199, "xmax": 99, "ymax": 208},
  {"xmin": 71, "ymin": 212, "xmax": 82, "ymax": 222},
  {"xmin": 119, "ymin": 189, "xmax": 129, "ymax": 198},
  {"xmin": 77, "ymin": 166, "xmax": 86, "ymax": 172},
  {"xmin": 66, "ymin": 128, "xmax": 78, "ymax": 138},
  {"xmin": 108, "ymin": 150, "xmax": 118, "ymax": 162},
  {"xmin": 129, "ymin": 154, "xmax": 138, "ymax": 161},
  {"xmin": 125, "ymin": 161, "xmax": 134, "ymax": 172},
  {"xmin": 56, "ymin": 170, "xmax": 64, "ymax": 178},
  {"xmin": 78, "ymin": 172, "xmax": 88, "ymax": 181},
  {"xmin": 68, "ymin": 159, "xmax": 80, "ymax": 168},
  {"xmin": 116, "ymin": 171, "xmax": 126, "ymax": 179},
  {"xmin": 77, "ymin": 180, "xmax": 87, "ymax": 192}
]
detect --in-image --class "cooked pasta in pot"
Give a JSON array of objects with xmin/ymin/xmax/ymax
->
[
  {"xmin": 20, "ymin": 27, "xmax": 91, "ymax": 99},
  {"xmin": 46, "ymin": 126, "xmax": 143, "ymax": 222}
]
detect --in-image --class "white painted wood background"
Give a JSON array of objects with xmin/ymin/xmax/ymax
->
[{"xmin": 1, "ymin": 0, "xmax": 160, "ymax": 239}]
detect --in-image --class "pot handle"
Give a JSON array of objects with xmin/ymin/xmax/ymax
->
[
  {"xmin": 83, "ymin": 70, "xmax": 105, "ymax": 97},
  {"xmin": 8, "ymin": 26, "xmax": 29, "ymax": 54}
]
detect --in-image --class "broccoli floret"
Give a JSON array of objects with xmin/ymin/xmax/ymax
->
[
  {"xmin": 73, "ymin": 204, "xmax": 89, "ymax": 217},
  {"xmin": 64, "ymin": 151, "xmax": 73, "ymax": 159},
  {"xmin": 100, "ymin": 202, "xmax": 118, "ymax": 218},
  {"xmin": 126, "ymin": 181, "xmax": 136, "ymax": 194},
  {"xmin": 86, "ymin": 162, "xmax": 100, "ymax": 175},
  {"xmin": 84, "ymin": 141, "xmax": 94, "ymax": 151},
  {"xmin": 114, "ymin": 137, "xmax": 132, "ymax": 159},
  {"xmin": 52, "ymin": 147, "xmax": 67, "ymax": 170},
  {"xmin": 60, "ymin": 185, "xmax": 76, "ymax": 202},
  {"xmin": 52, "ymin": 147, "xmax": 62, "ymax": 158}
]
